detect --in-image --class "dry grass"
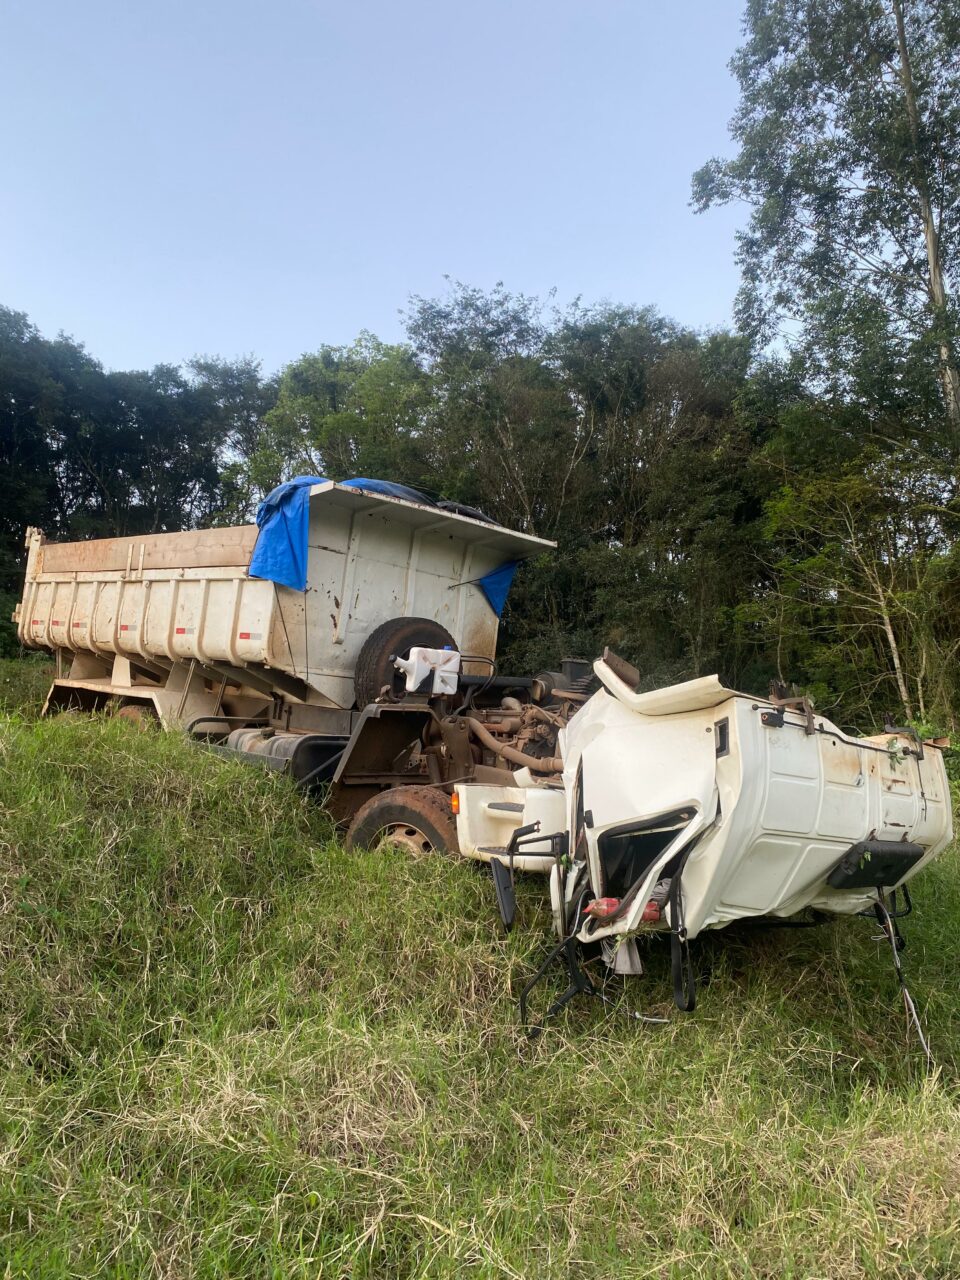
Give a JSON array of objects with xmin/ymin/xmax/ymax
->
[{"xmin": 1, "ymin": 658, "xmax": 959, "ymax": 1277}]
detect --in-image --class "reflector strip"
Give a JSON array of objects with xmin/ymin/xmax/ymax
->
[
  {"xmin": 120, "ymin": 624, "xmax": 130, "ymax": 631},
  {"xmin": 238, "ymin": 632, "xmax": 251, "ymax": 640},
  {"xmin": 175, "ymin": 627, "xmax": 186, "ymax": 634},
  {"xmin": 72, "ymin": 621, "xmax": 82, "ymax": 628},
  {"xmin": 51, "ymin": 619, "xmax": 61, "ymax": 626}
]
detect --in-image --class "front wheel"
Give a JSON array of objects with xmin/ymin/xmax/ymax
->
[{"xmin": 344, "ymin": 785, "xmax": 459, "ymax": 856}]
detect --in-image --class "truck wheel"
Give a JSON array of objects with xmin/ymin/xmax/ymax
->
[
  {"xmin": 353, "ymin": 616, "xmax": 456, "ymax": 708},
  {"xmin": 344, "ymin": 785, "xmax": 459, "ymax": 857},
  {"xmin": 116, "ymin": 703, "xmax": 157, "ymax": 727}
]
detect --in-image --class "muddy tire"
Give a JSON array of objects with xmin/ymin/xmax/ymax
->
[
  {"xmin": 344, "ymin": 785, "xmax": 459, "ymax": 857},
  {"xmin": 353, "ymin": 616, "xmax": 456, "ymax": 708}
]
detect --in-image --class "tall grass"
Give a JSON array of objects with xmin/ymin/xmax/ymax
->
[
  {"xmin": 0, "ymin": 654, "xmax": 54, "ymax": 715},
  {"xmin": 0, "ymin": 659, "xmax": 958, "ymax": 1277}
]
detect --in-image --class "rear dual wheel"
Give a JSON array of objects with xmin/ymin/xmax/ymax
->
[{"xmin": 344, "ymin": 785, "xmax": 459, "ymax": 856}]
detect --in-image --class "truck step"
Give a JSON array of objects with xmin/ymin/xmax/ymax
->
[{"xmin": 485, "ymin": 801, "xmax": 525, "ymax": 813}]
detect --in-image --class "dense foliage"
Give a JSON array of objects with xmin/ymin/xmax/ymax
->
[
  {"xmin": 3, "ymin": 280, "xmax": 957, "ymax": 731},
  {"xmin": 4, "ymin": 2, "xmax": 960, "ymax": 732}
]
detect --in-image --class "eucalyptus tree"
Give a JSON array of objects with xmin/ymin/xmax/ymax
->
[{"xmin": 693, "ymin": 0, "xmax": 960, "ymax": 449}]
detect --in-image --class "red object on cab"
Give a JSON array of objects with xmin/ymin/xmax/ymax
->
[{"xmin": 584, "ymin": 897, "xmax": 621, "ymax": 920}]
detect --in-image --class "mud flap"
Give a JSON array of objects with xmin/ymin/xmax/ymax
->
[{"xmin": 490, "ymin": 857, "xmax": 517, "ymax": 932}]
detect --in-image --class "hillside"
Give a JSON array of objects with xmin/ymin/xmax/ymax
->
[{"xmin": 1, "ymin": 659, "xmax": 958, "ymax": 1278}]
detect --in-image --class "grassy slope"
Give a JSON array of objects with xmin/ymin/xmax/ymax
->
[{"xmin": 1, "ymin": 659, "xmax": 959, "ymax": 1278}]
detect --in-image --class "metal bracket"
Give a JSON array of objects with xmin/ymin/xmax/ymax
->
[
  {"xmin": 766, "ymin": 681, "xmax": 816, "ymax": 734},
  {"xmin": 519, "ymin": 934, "xmax": 603, "ymax": 1039},
  {"xmin": 882, "ymin": 720, "xmax": 925, "ymax": 760}
]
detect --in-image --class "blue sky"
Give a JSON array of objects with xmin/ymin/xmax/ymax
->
[{"xmin": 2, "ymin": 0, "xmax": 747, "ymax": 373}]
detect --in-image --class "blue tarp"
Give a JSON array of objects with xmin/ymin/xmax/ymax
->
[
  {"xmin": 249, "ymin": 476, "xmax": 437, "ymax": 591},
  {"xmin": 249, "ymin": 476, "xmax": 521, "ymax": 614},
  {"xmin": 475, "ymin": 560, "xmax": 519, "ymax": 616},
  {"xmin": 249, "ymin": 475, "xmax": 326, "ymax": 591},
  {"xmin": 343, "ymin": 478, "xmax": 438, "ymax": 506}
]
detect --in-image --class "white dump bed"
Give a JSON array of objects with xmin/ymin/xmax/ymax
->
[{"xmin": 16, "ymin": 482, "xmax": 552, "ymax": 709}]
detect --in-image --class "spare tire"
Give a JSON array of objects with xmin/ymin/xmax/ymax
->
[
  {"xmin": 353, "ymin": 616, "xmax": 457, "ymax": 708},
  {"xmin": 345, "ymin": 785, "xmax": 459, "ymax": 856}
]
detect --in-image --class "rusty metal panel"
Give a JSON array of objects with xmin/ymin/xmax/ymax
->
[{"xmin": 40, "ymin": 525, "xmax": 258, "ymax": 574}]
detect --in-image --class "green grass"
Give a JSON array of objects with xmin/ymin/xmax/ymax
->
[
  {"xmin": 0, "ymin": 654, "xmax": 55, "ymax": 715},
  {"xmin": 1, "ymin": 657, "xmax": 959, "ymax": 1277}
]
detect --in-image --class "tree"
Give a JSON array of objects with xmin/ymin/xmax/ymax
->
[
  {"xmin": 693, "ymin": 0, "xmax": 960, "ymax": 450},
  {"xmin": 187, "ymin": 356, "xmax": 279, "ymax": 522},
  {"xmin": 760, "ymin": 439, "xmax": 957, "ymax": 726},
  {"xmin": 0, "ymin": 308, "xmax": 254, "ymax": 575},
  {"xmin": 404, "ymin": 285, "xmax": 767, "ymax": 683},
  {"xmin": 48, "ymin": 363, "xmax": 226, "ymax": 539},
  {"xmin": 253, "ymin": 335, "xmax": 432, "ymax": 493},
  {"xmin": 0, "ymin": 307, "xmax": 77, "ymax": 592},
  {"xmin": 531, "ymin": 316, "xmax": 765, "ymax": 683},
  {"xmin": 405, "ymin": 281, "xmax": 582, "ymax": 530}
]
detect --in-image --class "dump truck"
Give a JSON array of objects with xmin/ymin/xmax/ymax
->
[
  {"xmin": 14, "ymin": 478, "xmax": 558, "ymax": 792},
  {"xmin": 14, "ymin": 478, "xmax": 953, "ymax": 1029}
]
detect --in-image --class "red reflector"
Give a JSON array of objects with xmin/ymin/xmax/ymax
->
[
  {"xmin": 51, "ymin": 619, "xmax": 61, "ymax": 626},
  {"xmin": 120, "ymin": 624, "xmax": 130, "ymax": 631},
  {"xmin": 238, "ymin": 632, "xmax": 251, "ymax": 640},
  {"xmin": 72, "ymin": 621, "xmax": 82, "ymax": 628},
  {"xmin": 584, "ymin": 897, "xmax": 621, "ymax": 920},
  {"xmin": 175, "ymin": 627, "xmax": 186, "ymax": 635}
]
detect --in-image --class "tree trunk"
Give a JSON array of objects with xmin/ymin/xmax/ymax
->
[
  {"xmin": 845, "ymin": 505, "xmax": 915, "ymax": 720},
  {"xmin": 891, "ymin": 0, "xmax": 960, "ymax": 440},
  {"xmin": 916, "ymin": 644, "xmax": 926, "ymax": 724},
  {"xmin": 879, "ymin": 597, "xmax": 914, "ymax": 721}
]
